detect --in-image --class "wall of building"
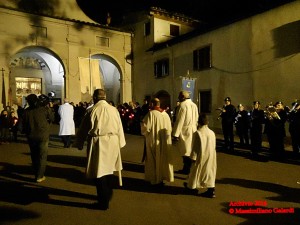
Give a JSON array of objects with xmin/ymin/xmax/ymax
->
[
  {"xmin": 0, "ymin": 7, "xmax": 132, "ymax": 109},
  {"xmin": 132, "ymin": 1, "xmax": 300, "ymax": 131}
]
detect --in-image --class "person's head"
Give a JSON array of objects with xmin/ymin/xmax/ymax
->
[
  {"xmin": 93, "ymin": 89, "xmax": 106, "ymax": 104},
  {"xmin": 253, "ymin": 101, "xmax": 260, "ymax": 109},
  {"xmin": 237, "ymin": 104, "xmax": 244, "ymax": 111},
  {"xmin": 1, "ymin": 110, "xmax": 8, "ymax": 116},
  {"xmin": 224, "ymin": 97, "xmax": 231, "ymax": 105},
  {"xmin": 26, "ymin": 94, "xmax": 39, "ymax": 107},
  {"xmin": 64, "ymin": 98, "xmax": 69, "ymax": 103},
  {"xmin": 178, "ymin": 91, "xmax": 190, "ymax": 102},
  {"xmin": 198, "ymin": 113, "xmax": 208, "ymax": 126},
  {"xmin": 275, "ymin": 101, "xmax": 284, "ymax": 110},
  {"xmin": 150, "ymin": 98, "xmax": 160, "ymax": 108}
]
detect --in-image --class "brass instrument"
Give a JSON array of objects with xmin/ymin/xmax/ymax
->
[
  {"xmin": 264, "ymin": 105, "xmax": 281, "ymax": 120},
  {"xmin": 216, "ymin": 105, "xmax": 225, "ymax": 120},
  {"xmin": 289, "ymin": 99, "xmax": 298, "ymax": 113}
]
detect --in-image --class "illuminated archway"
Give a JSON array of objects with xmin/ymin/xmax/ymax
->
[{"xmin": 9, "ymin": 46, "xmax": 65, "ymax": 106}]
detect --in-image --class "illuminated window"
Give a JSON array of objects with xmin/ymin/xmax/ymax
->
[
  {"xmin": 15, "ymin": 77, "xmax": 42, "ymax": 97},
  {"xmin": 154, "ymin": 58, "xmax": 169, "ymax": 78},
  {"xmin": 193, "ymin": 45, "xmax": 212, "ymax": 71}
]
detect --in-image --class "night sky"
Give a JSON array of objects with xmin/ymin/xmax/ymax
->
[{"xmin": 76, "ymin": 0, "xmax": 295, "ymax": 27}]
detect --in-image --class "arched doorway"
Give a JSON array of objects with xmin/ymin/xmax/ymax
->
[
  {"xmin": 9, "ymin": 46, "xmax": 65, "ymax": 107},
  {"xmin": 91, "ymin": 54, "xmax": 121, "ymax": 105}
]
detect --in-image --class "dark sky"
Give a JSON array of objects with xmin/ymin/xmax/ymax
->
[{"xmin": 76, "ymin": 0, "xmax": 295, "ymax": 27}]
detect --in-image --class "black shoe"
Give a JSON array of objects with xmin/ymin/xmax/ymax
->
[
  {"xmin": 175, "ymin": 169, "xmax": 189, "ymax": 175},
  {"xmin": 199, "ymin": 189, "xmax": 216, "ymax": 198},
  {"xmin": 89, "ymin": 202, "xmax": 109, "ymax": 210}
]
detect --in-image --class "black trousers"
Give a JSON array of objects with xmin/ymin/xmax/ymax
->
[
  {"xmin": 182, "ymin": 156, "xmax": 192, "ymax": 174},
  {"xmin": 61, "ymin": 135, "xmax": 71, "ymax": 147},
  {"xmin": 94, "ymin": 175, "xmax": 114, "ymax": 207}
]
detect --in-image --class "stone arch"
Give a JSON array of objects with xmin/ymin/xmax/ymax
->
[
  {"xmin": 91, "ymin": 54, "xmax": 122, "ymax": 105},
  {"xmin": 9, "ymin": 46, "xmax": 65, "ymax": 106}
]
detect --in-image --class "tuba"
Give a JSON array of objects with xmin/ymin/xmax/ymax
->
[{"xmin": 264, "ymin": 104, "xmax": 281, "ymax": 120}]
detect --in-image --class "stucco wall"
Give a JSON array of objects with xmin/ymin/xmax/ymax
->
[{"xmin": 0, "ymin": 7, "xmax": 132, "ymax": 107}]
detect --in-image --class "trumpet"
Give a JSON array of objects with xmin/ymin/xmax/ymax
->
[{"xmin": 216, "ymin": 105, "xmax": 225, "ymax": 120}]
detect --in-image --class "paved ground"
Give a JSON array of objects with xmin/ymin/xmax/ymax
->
[{"xmin": 0, "ymin": 125, "xmax": 299, "ymax": 225}]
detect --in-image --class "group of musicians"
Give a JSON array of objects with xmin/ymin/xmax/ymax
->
[{"xmin": 218, "ymin": 97, "xmax": 300, "ymax": 160}]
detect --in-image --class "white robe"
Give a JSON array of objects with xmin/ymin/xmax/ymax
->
[
  {"xmin": 187, "ymin": 125, "xmax": 217, "ymax": 189},
  {"xmin": 172, "ymin": 99, "xmax": 198, "ymax": 156},
  {"xmin": 141, "ymin": 109, "xmax": 174, "ymax": 184},
  {"xmin": 76, "ymin": 100, "xmax": 126, "ymax": 180},
  {"xmin": 58, "ymin": 103, "xmax": 75, "ymax": 135}
]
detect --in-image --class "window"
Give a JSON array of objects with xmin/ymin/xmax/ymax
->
[
  {"xmin": 144, "ymin": 21, "xmax": 150, "ymax": 36},
  {"xmin": 170, "ymin": 24, "xmax": 179, "ymax": 37},
  {"xmin": 199, "ymin": 90, "xmax": 212, "ymax": 113},
  {"xmin": 154, "ymin": 58, "xmax": 169, "ymax": 78},
  {"xmin": 193, "ymin": 45, "xmax": 212, "ymax": 71},
  {"xmin": 96, "ymin": 36, "xmax": 109, "ymax": 47}
]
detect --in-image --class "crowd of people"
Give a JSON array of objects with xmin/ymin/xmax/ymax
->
[
  {"xmin": 5, "ymin": 90, "xmax": 300, "ymax": 211},
  {"xmin": 218, "ymin": 97, "xmax": 300, "ymax": 160}
]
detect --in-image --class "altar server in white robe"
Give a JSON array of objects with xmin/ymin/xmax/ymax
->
[
  {"xmin": 141, "ymin": 98, "xmax": 174, "ymax": 186},
  {"xmin": 186, "ymin": 113, "xmax": 217, "ymax": 198},
  {"xmin": 75, "ymin": 89, "xmax": 126, "ymax": 210}
]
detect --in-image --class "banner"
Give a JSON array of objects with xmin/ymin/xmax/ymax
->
[
  {"xmin": 181, "ymin": 77, "xmax": 196, "ymax": 101},
  {"xmin": 78, "ymin": 58, "xmax": 103, "ymax": 94}
]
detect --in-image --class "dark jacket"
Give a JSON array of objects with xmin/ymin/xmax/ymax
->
[{"xmin": 22, "ymin": 106, "xmax": 54, "ymax": 141}]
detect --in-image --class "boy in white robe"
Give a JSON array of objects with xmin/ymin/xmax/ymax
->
[{"xmin": 185, "ymin": 113, "xmax": 217, "ymax": 198}]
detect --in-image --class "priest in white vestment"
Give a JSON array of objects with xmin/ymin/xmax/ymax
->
[
  {"xmin": 75, "ymin": 89, "xmax": 126, "ymax": 210},
  {"xmin": 141, "ymin": 98, "xmax": 174, "ymax": 186},
  {"xmin": 186, "ymin": 113, "xmax": 217, "ymax": 198}
]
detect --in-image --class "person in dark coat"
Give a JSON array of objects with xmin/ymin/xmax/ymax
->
[
  {"xmin": 22, "ymin": 94, "xmax": 54, "ymax": 182},
  {"xmin": 264, "ymin": 101, "xmax": 287, "ymax": 160},
  {"xmin": 234, "ymin": 104, "xmax": 250, "ymax": 147},
  {"xmin": 220, "ymin": 97, "xmax": 236, "ymax": 151},
  {"xmin": 288, "ymin": 102, "xmax": 300, "ymax": 158},
  {"xmin": 249, "ymin": 101, "xmax": 265, "ymax": 157}
]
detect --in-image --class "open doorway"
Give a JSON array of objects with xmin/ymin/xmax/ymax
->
[{"xmin": 9, "ymin": 46, "xmax": 65, "ymax": 107}]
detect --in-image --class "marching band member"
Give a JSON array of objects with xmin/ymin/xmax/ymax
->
[
  {"xmin": 220, "ymin": 97, "xmax": 236, "ymax": 151},
  {"xmin": 234, "ymin": 104, "xmax": 250, "ymax": 147},
  {"xmin": 249, "ymin": 101, "xmax": 265, "ymax": 158}
]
